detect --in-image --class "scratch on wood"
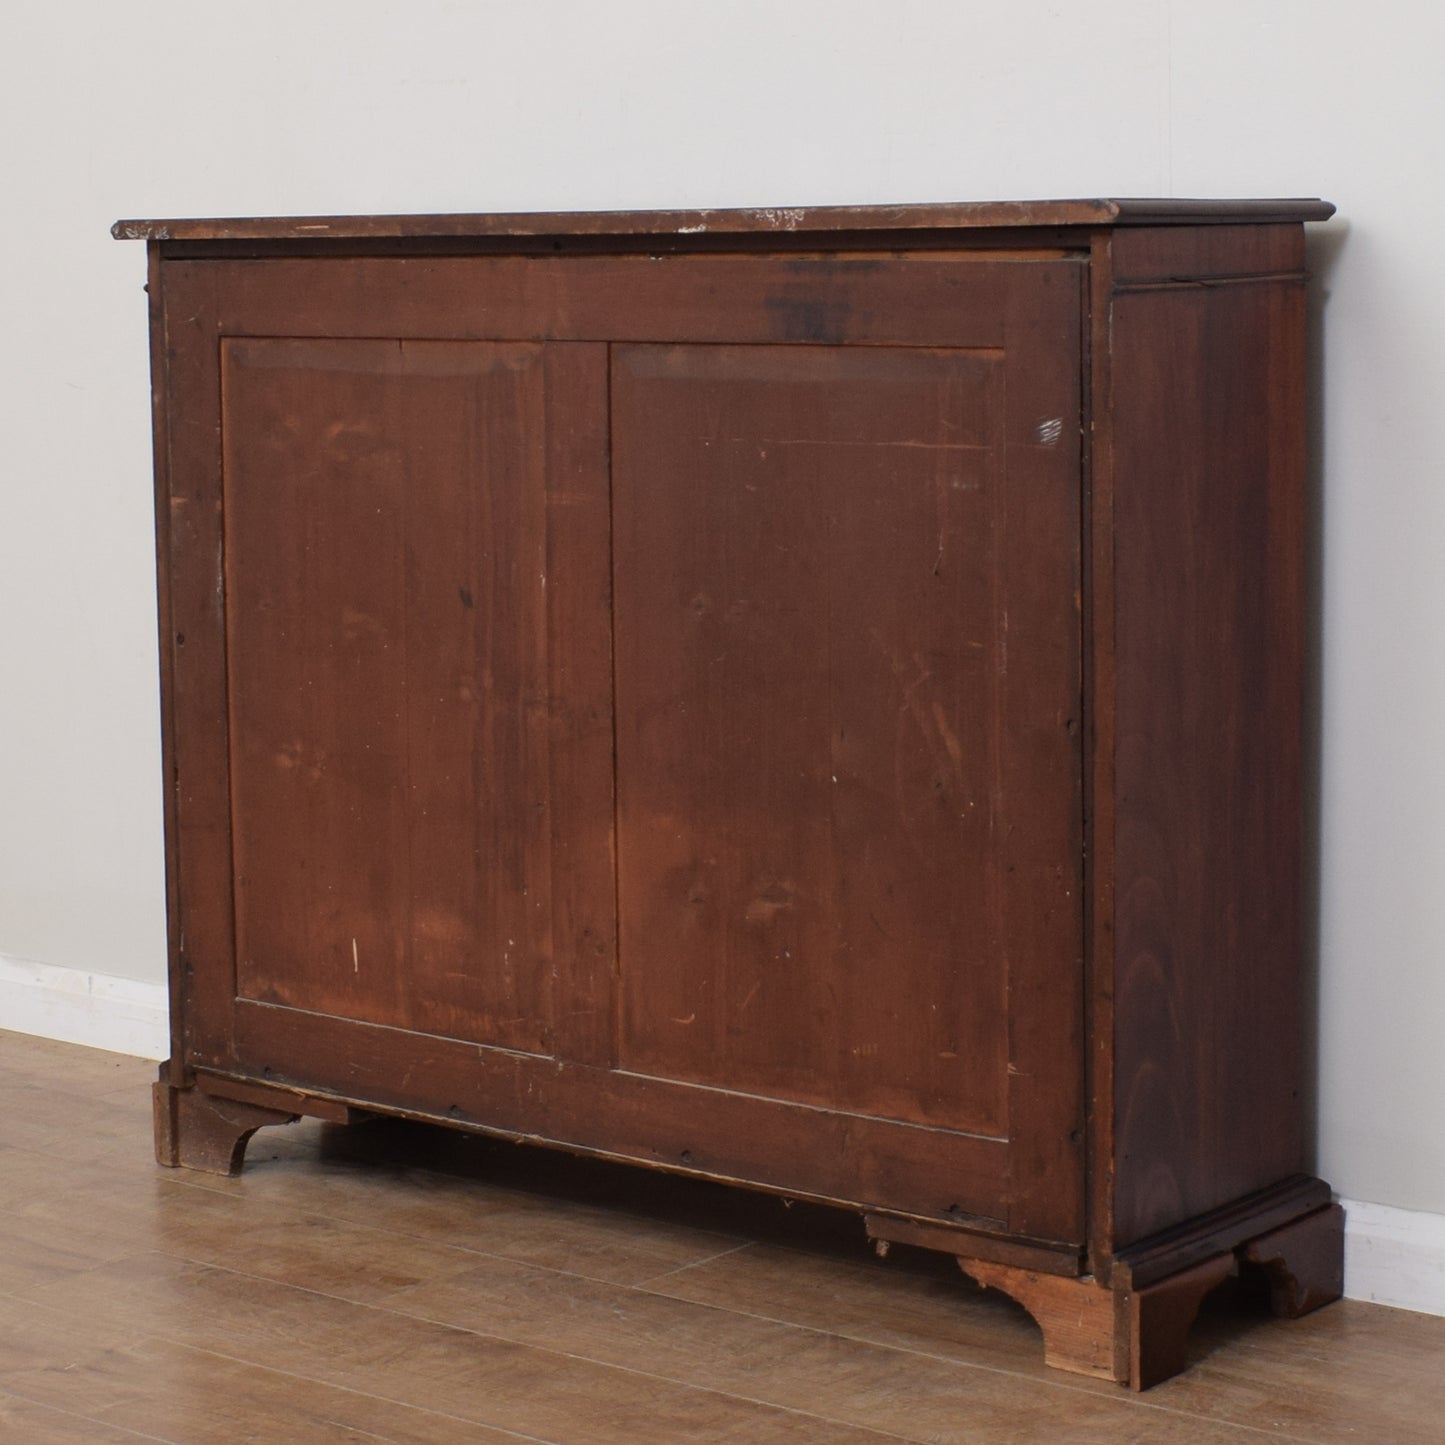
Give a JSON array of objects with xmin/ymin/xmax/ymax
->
[
  {"xmin": 751, "ymin": 208, "xmax": 806, "ymax": 231},
  {"xmin": 113, "ymin": 221, "xmax": 170, "ymax": 240}
]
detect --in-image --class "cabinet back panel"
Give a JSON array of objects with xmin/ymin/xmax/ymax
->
[
  {"xmin": 180, "ymin": 254, "xmax": 1014, "ymax": 350},
  {"xmin": 611, "ymin": 340, "xmax": 1071, "ymax": 1141},
  {"xmin": 222, "ymin": 338, "xmax": 561, "ymax": 1052},
  {"xmin": 157, "ymin": 249, "xmax": 1086, "ymax": 1241},
  {"xmin": 615, "ymin": 343, "xmax": 1011, "ymax": 1132}
]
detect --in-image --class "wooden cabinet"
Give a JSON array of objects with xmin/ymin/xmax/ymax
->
[{"xmin": 118, "ymin": 199, "xmax": 1342, "ymax": 1388}]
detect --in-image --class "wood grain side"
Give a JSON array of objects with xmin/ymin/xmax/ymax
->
[
  {"xmin": 1109, "ymin": 225, "xmax": 1305, "ymax": 286},
  {"xmin": 1108, "ymin": 247, "xmax": 1309, "ymax": 1247}
]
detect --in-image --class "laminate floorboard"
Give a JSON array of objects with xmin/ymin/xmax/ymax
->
[{"xmin": 1, "ymin": 1029, "xmax": 1441, "ymax": 1443}]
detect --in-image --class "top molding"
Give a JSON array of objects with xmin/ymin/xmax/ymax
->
[{"xmin": 112, "ymin": 198, "xmax": 1336, "ymax": 243}]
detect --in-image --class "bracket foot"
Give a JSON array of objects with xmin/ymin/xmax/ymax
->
[{"xmin": 153, "ymin": 1079, "xmax": 299, "ymax": 1176}]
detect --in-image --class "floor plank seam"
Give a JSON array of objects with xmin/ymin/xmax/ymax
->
[
  {"xmin": 345, "ymin": 1230, "xmax": 759, "ymax": 1301},
  {"xmin": 145, "ymin": 1157, "xmax": 756, "ymax": 1292},
  {"xmin": 9, "ymin": 1244, "xmax": 1331, "ymax": 1444},
  {"xmin": 0, "ymin": 1384, "xmax": 175, "ymax": 1443},
  {"xmin": 630, "ymin": 1283, "xmax": 1330, "ymax": 1442},
  {"xmin": 7, "ymin": 1137, "xmax": 791, "ymax": 1308},
  {"xmin": 160, "ymin": 1342, "xmax": 567, "ymax": 1445},
  {"xmin": 379, "ymin": 1298, "xmax": 1071, "ymax": 1443},
  {"xmin": 584, "ymin": 1240, "xmax": 756, "ymax": 1290},
  {"xmin": 0, "ymin": 1295, "xmax": 570, "ymax": 1445},
  {"xmin": 55, "ymin": 1253, "xmax": 924, "ymax": 1444}
]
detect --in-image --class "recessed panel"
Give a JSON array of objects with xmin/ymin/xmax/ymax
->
[
  {"xmin": 222, "ymin": 337, "xmax": 554, "ymax": 1051},
  {"xmin": 612, "ymin": 343, "xmax": 1016, "ymax": 1135}
]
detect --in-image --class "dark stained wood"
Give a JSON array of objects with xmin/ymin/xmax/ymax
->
[
  {"xmin": 1083, "ymin": 227, "xmax": 1120, "ymax": 1286},
  {"xmin": 1128, "ymin": 1252, "xmax": 1238, "ymax": 1391},
  {"xmin": 865, "ymin": 1212, "xmax": 1083, "ymax": 1276},
  {"xmin": 153, "ymin": 1080, "xmax": 298, "ymax": 1174},
  {"xmin": 1241, "ymin": 1204, "xmax": 1346, "ymax": 1317},
  {"xmin": 957, "ymin": 1183, "xmax": 1334, "ymax": 1390},
  {"xmin": 123, "ymin": 200, "xmax": 1337, "ymax": 1393},
  {"xmin": 1109, "ymin": 224, "xmax": 1306, "ymax": 286},
  {"xmin": 603, "ymin": 259, "xmax": 1084, "ymax": 1245},
  {"xmin": 607, "ymin": 314, "xmax": 1080, "ymax": 1170},
  {"xmin": 610, "ymin": 341, "xmax": 1012, "ymax": 1130},
  {"xmin": 156, "ymin": 249, "xmax": 1092, "ymax": 1238},
  {"xmin": 156, "ymin": 260, "xmax": 238, "ymax": 1080},
  {"xmin": 994, "ymin": 263, "xmax": 1087, "ymax": 1242},
  {"xmin": 541, "ymin": 344, "xmax": 618, "ymax": 1069},
  {"xmin": 193, "ymin": 1071, "xmax": 353, "ymax": 1124},
  {"xmin": 159, "ymin": 260, "xmax": 240, "ymax": 1076},
  {"xmin": 1108, "ymin": 262, "xmax": 1310, "ymax": 1247},
  {"xmin": 112, "ymin": 197, "xmax": 1336, "ymax": 244},
  {"xmin": 222, "ymin": 337, "xmax": 560, "ymax": 1051},
  {"xmin": 171, "ymin": 253, "xmax": 1024, "ymax": 349},
  {"xmin": 230, "ymin": 999, "xmax": 1014, "ymax": 1227},
  {"xmin": 1113, "ymin": 1174, "xmax": 1333, "ymax": 1289}
]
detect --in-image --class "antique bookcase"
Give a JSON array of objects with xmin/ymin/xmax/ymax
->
[{"xmin": 116, "ymin": 199, "xmax": 1341, "ymax": 1388}]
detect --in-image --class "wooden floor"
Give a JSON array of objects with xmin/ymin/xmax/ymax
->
[{"xmin": 1, "ymin": 1031, "xmax": 1441, "ymax": 1444}]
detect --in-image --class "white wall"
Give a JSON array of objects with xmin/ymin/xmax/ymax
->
[{"xmin": 1, "ymin": 1, "xmax": 1441, "ymax": 1217}]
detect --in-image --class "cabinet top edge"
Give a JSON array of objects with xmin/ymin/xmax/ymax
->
[{"xmin": 112, "ymin": 198, "xmax": 1336, "ymax": 243}]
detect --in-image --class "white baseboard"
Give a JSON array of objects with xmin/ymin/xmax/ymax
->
[
  {"xmin": 1341, "ymin": 1198, "xmax": 1445, "ymax": 1318},
  {"xmin": 0, "ymin": 953, "xmax": 169, "ymax": 1060},
  {"xmin": 2, "ymin": 956, "xmax": 1442, "ymax": 1316}
]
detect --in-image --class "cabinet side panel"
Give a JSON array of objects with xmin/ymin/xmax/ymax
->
[
  {"xmin": 1110, "ymin": 270, "xmax": 1308, "ymax": 1247},
  {"xmin": 1109, "ymin": 225, "xmax": 1304, "ymax": 286}
]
